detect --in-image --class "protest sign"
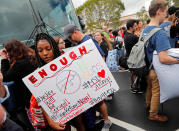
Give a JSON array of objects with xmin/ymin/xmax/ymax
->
[
  {"xmin": 153, "ymin": 49, "xmax": 179, "ymax": 103},
  {"xmin": 23, "ymin": 39, "xmax": 119, "ymax": 124}
]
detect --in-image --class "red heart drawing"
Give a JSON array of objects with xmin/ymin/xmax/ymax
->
[{"xmin": 97, "ymin": 69, "xmax": 105, "ymax": 78}]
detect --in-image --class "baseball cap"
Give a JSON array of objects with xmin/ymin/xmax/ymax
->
[{"xmin": 64, "ymin": 24, "xmax": 78, "ymax": 40}]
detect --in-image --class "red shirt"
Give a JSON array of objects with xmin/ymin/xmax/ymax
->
[
  {"xmin": 109, "ymin": 34, "xmax": 115, "ymax": 39},
  {"xmin": 121, "ymin": 33, "xmax": 124, "ymax": 38},
  {"xmin": 30, "ymin": 96, "xmax": 48, "ymax": 128}
]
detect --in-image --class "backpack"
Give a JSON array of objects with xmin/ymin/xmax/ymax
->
[
  {"xmin": 113, "ymin": 36, "xmax": 123, "ymax": 50},
  {"xmin": 106, "ymin": 49, "xmax": 119, "ymax": 71},
  {"xmin": 127, "ymin": 28, "xmax": 162, "ymax": 77},
  {"xmin": 113, "ymin": 41, "xmax": 123, "ymax": 50},
  {"xmin": 119, "ymin": 56, "xmax": 129, "ymax": 69}
]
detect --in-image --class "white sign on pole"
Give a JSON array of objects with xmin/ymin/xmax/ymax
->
[{"xmin": 23, "ymin": 39, "xmax": 119, "ymax": 124}]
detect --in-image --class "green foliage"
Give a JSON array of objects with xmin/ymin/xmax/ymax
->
[
  {"xmin": 173, "ymin": 0, "xmax": 179, "ymax": 6},
  {"xmin": 166, "ymin": 0, "xmax": 179, "ymax": 6},
  {"xmin": 136, "ymin": 6, "xmax": 149, "ymax": 25},
  {"xmin": 76, "ymin": 0, "xmax": 125, "ymax": 33},
  {"xmin": 173, "ymin": 0, "xmax": 179, "ymax": 7}
]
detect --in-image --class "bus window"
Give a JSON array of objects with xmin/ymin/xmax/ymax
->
[{"xmin": 0, "ymin": 0, "xmax": 81, "ymax": 48}]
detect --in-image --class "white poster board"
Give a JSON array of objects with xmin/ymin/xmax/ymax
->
[
  {"xmin": 153, "ymin": 49, "xmax": 179, "ymax": 103},
  {"xmin": 23, "ymin": 39, "xmax": 119, "ymax": 124}
]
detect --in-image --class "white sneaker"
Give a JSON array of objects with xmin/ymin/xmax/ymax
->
[{"xmin": 101, "ymin": 120, "xmax": 112, "ymax": 131}]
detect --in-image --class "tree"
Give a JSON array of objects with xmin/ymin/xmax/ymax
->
[
  {"xmin": 166, "ymin": 0, "xmax": 179, "ymax": 6},
  {"xmin": 136, "ymin": 6, "xmax": 149, "ymax": 25},
  {"xmin": 76, "ymin": 0, "xmax": 125, "ymax": 33},
  {"xmin": 173, "ymin": 0, "xmax": 179, "ymax": 6}
]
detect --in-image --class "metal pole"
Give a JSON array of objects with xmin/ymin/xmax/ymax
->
[{"xmin": 28, "ymin": 0, "xmax": 42, "ymax": 32}]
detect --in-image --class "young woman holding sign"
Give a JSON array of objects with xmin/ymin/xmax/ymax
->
[{"xmin": 31, "ymin": 33, "xmax": 85, "ymax": 131}]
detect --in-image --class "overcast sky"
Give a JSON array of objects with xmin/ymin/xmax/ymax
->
[{"xmin": 72, "ymin": 0, "xmax": 153, "ymax": 16}]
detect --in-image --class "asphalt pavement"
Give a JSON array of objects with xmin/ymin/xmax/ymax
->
[{"xmin": 105, "ymin": 71, "xmax": 179, "ymax": 131}]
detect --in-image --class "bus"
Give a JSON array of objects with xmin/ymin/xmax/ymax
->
[{"xmin": 0, "ymin": 0, "xmax": 82, "ymax": 47}]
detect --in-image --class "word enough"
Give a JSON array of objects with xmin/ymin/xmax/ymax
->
[{"xmin": 28, "ymin": 46, "xmax": 88, "ymax": 85}]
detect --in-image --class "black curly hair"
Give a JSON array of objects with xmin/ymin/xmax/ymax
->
[{"xmin": 35, "ymin": 33, "xmax": 61, "ymax": 67}]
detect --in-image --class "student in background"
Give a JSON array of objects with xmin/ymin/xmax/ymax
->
[
  {"xmin": 54, "ymin": 37, "xmax": 66, "ymax": 55},
  {"xmin": 109, "ymin": 29, "xmax": 115, "ymax": 40},
  {"xmin": 64, "ymin": 24, "xmax": 112, "ymax": 131},
  {"xmin": 103, "ymin": 26, "xmax": 114, "ymax": 44},
  {"xmin": 94, "ymin": 31, "xmax": 112, "ymax": 60},
  {"xmin": 124, "ymin": 20, "xmax": 140, "ymax": 93},
  {"xmin": 159, "ymin": 13, "xmax": 176, "ymax": 48},
  {"xmin": 0, "ymin": 39, "xmax": 37, "ymax": 130},
  {"xmin": 135, "ymin": 20, "xmax": 143, "ymax": 37}
]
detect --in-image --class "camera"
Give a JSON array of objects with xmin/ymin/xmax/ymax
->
[
  {"xmin": 175, "ymin": 10, "xmax": 179, "ymax": 18},
  {"xmin": 168, "ymin": 6, "xmax": 179, "ymax": 15}
]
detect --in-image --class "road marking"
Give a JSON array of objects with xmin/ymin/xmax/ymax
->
[
  {"xmin": 109, "ymin": 116, "xmax": 146, "ymax": 131},
  {"xmin": 71, "ymin": 126, "xmax": 77, "ymax": 131},
  {"xmin": 71, "ymin": 113, "xmax": 146, "ymax": 131}
]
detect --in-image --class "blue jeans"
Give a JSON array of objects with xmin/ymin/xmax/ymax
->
[{"xmin": 118, "ymin": 48, "xmax": 124, "ymax": 60}]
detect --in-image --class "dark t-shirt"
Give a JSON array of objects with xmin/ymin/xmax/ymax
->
[
  {"xmin": 1, "ymin": 58, "xmax": 36, "ymax": 108},
  {"xmin": 100, "ymin": 41, "xmax": 108, "ymax": 58},
  {"xmin": 124, "ymin": 31, "xmax": 139, "ymax": 57}
]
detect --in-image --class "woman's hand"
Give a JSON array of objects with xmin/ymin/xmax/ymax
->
[
  {"xmin": 0, "ymin": 48, "xmax": 8, "ymax": 59},
  {"xmin": 42, "ymin": 108, "xmax": 66, "ymax": 130},
  {"xmin": 49, "ymin": 122, "xmax": 66, "ymax": 131}
]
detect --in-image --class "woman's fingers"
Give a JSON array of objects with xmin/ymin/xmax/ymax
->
[{"xmin": 59, "ymin": 123, "xmax": 66, "ymax": 130}]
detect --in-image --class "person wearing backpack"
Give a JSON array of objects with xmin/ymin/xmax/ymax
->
[
  {"xmin": 142, "ymin": 0, "xmax": 179, "ymax": 122},
  {"xmin": 124, "ymin": 20, "xmax": 139, "ymax": 57},
  {"xmin": 124, "ymin": 20, "xmax": 139, "ymax": 93}
]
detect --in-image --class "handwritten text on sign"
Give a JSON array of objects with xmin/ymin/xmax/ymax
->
[{"xmin": 23, "ymin": 39, "xmax": 119, "ymax": 124}]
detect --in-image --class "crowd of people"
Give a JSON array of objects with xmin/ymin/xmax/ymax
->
[{"xmin": 0, "ymin": 0, "xmax": 179, "ymax": 130}]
